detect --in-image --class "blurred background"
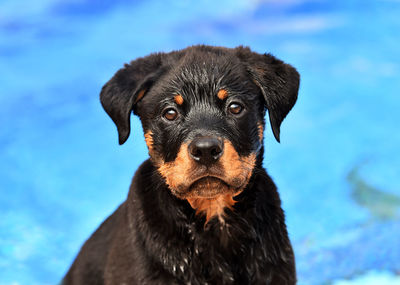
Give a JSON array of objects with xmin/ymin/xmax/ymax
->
[{"xmin": 1, "ymin": 0, "xmax": 399, "ymax": 284}]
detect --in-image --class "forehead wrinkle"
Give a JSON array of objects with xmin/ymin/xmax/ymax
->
[
  {"xmin": 165, "ymin": 55, "xmax": 238, "ymax": 103},
  {"xmin": 186, "ymin": 101, "xmax": 223, "ymax": 121},
  {"xmin": 175, "ymin": 76, "xmax": 226, "ymax": 104}
]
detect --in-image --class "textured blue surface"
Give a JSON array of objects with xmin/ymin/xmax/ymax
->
[{"xmin": 1, "ymin": 0, "xmax": 399, "ymax": 284}]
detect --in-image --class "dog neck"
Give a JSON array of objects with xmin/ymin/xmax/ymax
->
[{"xmin": 186, "ymin": 193, "xmax": 239, "ymax": 225}]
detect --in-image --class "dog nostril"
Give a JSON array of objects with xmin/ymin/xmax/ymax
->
[
  {"xmin": 210, "ymin": 146, "xmax": 222, "ymax": 158},
  {"xmin": 188, "ymin": 136, "xmax": 224, "ymax": 164},
  {"xmin": 191, "ymin": 148, "xmax": 202, "ymax": 161}
]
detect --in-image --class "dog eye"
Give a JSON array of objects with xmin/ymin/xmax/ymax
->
[
  {"xmin": 228, "ymin": 102, "xmax": 243, "ymax": 115},
  {"xmin": 163, "ymin": 108, "xmax": 178, "ymax": 121}
]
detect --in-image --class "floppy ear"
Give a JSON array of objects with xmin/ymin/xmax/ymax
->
[
  {"xmin": 235, "ymin": 47, "xmax": 300, "ymax": 142},
  {"xmin": 100, "ymin": 53, "xmax": 166, "ymax": 145}
]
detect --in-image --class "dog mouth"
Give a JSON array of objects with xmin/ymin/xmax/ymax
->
[
  {"xmin": 158, "ymin": 140, "xmax": 257, "ymax": 201},
  {"xmin": 183, "ymin": 176, "xmax": 235, "ymax": 198}
]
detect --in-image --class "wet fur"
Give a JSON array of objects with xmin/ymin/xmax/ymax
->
[{"xmin": 63, "ymin": 45, "xmax": 299, "ymax": 285}]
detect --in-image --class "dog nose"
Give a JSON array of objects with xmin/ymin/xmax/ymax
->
[{"xmin": 188, "ymin": 136, "xmax": 224, "ymax": 165}]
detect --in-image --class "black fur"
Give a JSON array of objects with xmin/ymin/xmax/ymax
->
[{"xmin": 63, "ymin": 45, "xmax": 300, "ymax": 285}]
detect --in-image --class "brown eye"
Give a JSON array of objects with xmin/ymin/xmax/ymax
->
[
  {"xmin": 228, "ymin": 102, "xmax": 243, "ymax": 115},
  {"xmin": 163, "ymin": 108, "xmax": 178, "ymax": 121}
]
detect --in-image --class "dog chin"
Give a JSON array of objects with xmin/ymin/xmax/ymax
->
[{"xmin": 173, "ymin": 176, "xmax": 237, "ymax": 199}]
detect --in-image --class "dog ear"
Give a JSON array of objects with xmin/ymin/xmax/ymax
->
[
  {"xmin": 235, "ymin": 47, "xmax": 300, "ymax": 142},
  {"xmin": 100, "ymin": 53, "xmax": 166, "ymax": 145}
]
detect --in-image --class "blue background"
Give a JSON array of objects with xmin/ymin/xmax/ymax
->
[{"xmin": 1, "ymin": 0, "xmax": 399, "ymax": 284}]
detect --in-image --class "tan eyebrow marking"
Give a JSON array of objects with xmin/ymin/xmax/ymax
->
[
  {"xmin": 174, "ymin": 94, "xmax": 184, "ymax": 105},
  {"xmin": 217, "ymin": 89, "xmax": 229, "ymax": 100}
]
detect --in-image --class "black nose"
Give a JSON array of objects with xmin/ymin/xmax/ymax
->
[{"xmin": 188, "ymin": 136, "xmax": 224, "ymax": 165}]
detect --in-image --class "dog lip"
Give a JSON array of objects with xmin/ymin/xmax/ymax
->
[
  {"xmin": 186, "ymin": 176, "xmax": 231, "ymax": 198},
  {"xmin": 172, "ymin": 174, "xmax": 245, "ymax": 198},
  {"xmin": 190, "ymin": 174, "xmax": 246, "ymax": 190},
  {"xmin": 189, "ymin": 175, "xmax": 228, "ymax": 188},
  {"xmin": 193, "ymin": 175, "xmax": 224, "ymax": 183},
  {"xmin": 172, "ymin": 175, "xmax": 226, "ymax": 196}
]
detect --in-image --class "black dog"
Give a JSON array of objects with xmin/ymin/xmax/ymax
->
[{"xmin": 63, "ymin": 45, "xmax": 300, "ymax": 285}]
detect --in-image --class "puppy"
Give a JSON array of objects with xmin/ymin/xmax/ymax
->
[{"xmin": 63, "ymin": 45, "xmax": 300, "ymax": 285}]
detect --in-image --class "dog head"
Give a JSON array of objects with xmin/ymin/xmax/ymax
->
[{"xmin": 100, "ymin": 45, "xmax": 299, "ymax": 222}]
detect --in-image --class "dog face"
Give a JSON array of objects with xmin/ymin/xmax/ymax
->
[{"xmin": 100, "ymin": 46, "xmax": 299, "ymax": 222}]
